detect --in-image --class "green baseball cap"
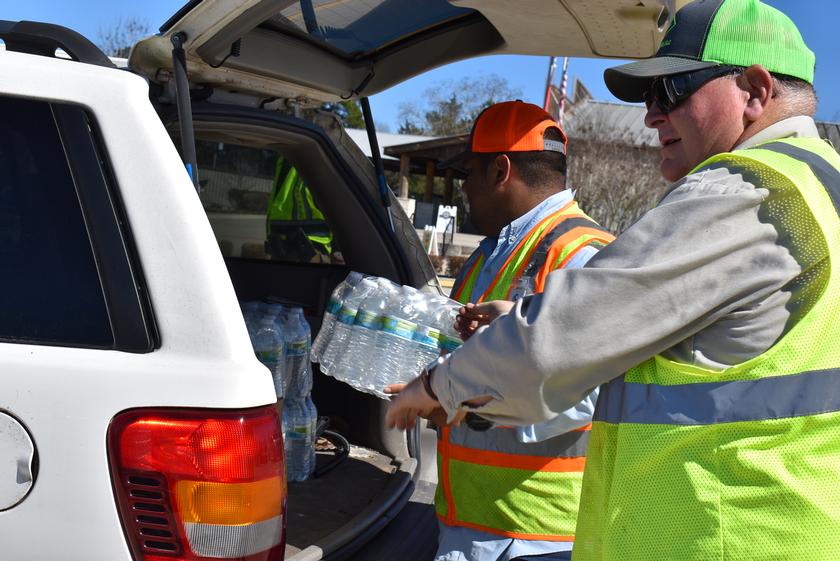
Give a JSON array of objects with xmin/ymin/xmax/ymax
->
[{"xmin": 605, "ymin": 0, "xmax": 815, "ymax": 102}]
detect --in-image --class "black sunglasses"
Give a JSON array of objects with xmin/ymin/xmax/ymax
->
[{"xmin": 644, "ymin": 65, "xmax": 742, "ymax": 114}]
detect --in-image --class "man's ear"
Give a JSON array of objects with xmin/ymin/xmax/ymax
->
[
  {"xmin": 492, "ymin": 154, "xmax": 512, "ymax": 187},
  {"xmin": 740, "ymin": 65, "xmax": 773, "ymax": 123}
]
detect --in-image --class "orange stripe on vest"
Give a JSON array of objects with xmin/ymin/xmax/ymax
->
[{"xmin": 445, "ymin": 440, "xmax": 587, "ymax": 472}]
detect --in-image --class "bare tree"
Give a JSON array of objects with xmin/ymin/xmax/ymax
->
[
  {"xmin": 96, "ymin": 17, "xmax": 151, "ymax": 58},
  {"xmin": 565, "ymin": 105, "xmax": 670, "ymax": 234}
]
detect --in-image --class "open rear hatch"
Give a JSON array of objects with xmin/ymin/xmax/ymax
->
[{"xmin": 131, "ymin": 0, "xmax": 680, "ymax": 106}]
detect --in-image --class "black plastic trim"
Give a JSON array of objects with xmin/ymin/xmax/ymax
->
[
  {"xmin": 160, "ymin": 0, "xmax": 204, "ymax": 33},
  {"xmin": 321, "ymin": 478, "xmax": 415, "ymax": 561},
  {"xmin": 51, "ymin": 104, "xmax": 158, "ymax": 353},
  {"xmin": 0, "ymin": 20, "xmax": 115, "ymax": 68}
]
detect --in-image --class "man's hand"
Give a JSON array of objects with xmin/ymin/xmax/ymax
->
[
  {"xmin": 385, "ymin": 379, "xmax": 491, "ymax": 429},
  {"xmin": 385, "ymin": 382, "xmax": 448, "ymax": 426},
  {"xmin": 384, "ymin": 376, "xmax": 442, "ymax": 431},
  {"xmin": 455, "ymin": 300, "xmax": 516, "ymax": 340}
]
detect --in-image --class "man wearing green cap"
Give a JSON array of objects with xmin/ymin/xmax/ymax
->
[{"xmin": 386, "ymin": 1, "xmax": 840, "ymax": 559}]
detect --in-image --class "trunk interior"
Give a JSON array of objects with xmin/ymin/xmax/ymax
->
[
  {"xmin": 229, "ymin": 259, "xmax": 416, "ymax": 559},
  {"xmin": 167, "ymin": 103, "xmax": 440, "ymax": 559}
]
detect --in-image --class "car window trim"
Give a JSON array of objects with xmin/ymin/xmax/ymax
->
[{"xmin": 51, "ymin": 104, "xmax": 158, "ymax": 353}]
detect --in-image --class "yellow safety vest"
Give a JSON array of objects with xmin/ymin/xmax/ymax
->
[
  {"xmin": 439, "ymin": 199, "xmax": 614, "ymax": 540},
  {"xmin": 267, "ymin": 156, "xmax": 332, "ymax": 254},
  {"xmin": 575, "ymin": 137, "xmax": 840, "ymax": 561}
]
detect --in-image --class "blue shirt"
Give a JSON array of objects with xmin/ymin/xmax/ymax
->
[
  {"xmin": 467, "ymin": 190, "xmax": 598, "ymax": 299},
  {"xmin": 438, "ymin": 190, "xmax": 600, "ymax": 561}
]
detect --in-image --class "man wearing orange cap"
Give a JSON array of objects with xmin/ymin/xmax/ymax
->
[
  {"xmin": 387, "ymin": 1, "xmax": 840, "ymax": 560},
  {"xmin": 429, "ymin": 100, "xmax": 613, "ymax": 561}
]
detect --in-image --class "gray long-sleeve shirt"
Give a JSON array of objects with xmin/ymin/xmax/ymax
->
[{"xmin": 431, "ymin": 116, "xmax": 823, "ymax": 425}]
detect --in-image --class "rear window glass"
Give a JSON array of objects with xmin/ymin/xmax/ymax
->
[
  {"xmin": 267, "ymin": 0, "xmax": 474, "ymax": 57},
  {"xmin": 195, "ymin": 139, "xmax": 341, "ymax": 265},
  {"xmin": 0, "ymin": 96, "xmax": 112, "ymax": 347}
]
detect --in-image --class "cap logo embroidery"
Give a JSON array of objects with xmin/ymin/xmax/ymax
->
[{"xmin": 660, "ymin": 13, "xmax": 677, "ymax": 49}]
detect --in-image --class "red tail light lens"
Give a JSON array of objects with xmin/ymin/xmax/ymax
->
[{"xmin": 108, "ymin": 406, "xmax": 286, "ymax": 561}]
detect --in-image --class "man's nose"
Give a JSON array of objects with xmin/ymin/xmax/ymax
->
[{"xmin": 644, "ymin": 101, "xmax": 667, "ymax": 129}]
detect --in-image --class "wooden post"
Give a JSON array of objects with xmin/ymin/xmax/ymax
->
[
  {"xmin": 444, "ymin": 168, "xmax": 455, "ymax": 204},
  {"xmin": 424, "ymin": 159, "xmax": 436, "ymax": 202},
  {"xmin": 398, "ymin": 153, "xmax": 410, "ymax": 199}
]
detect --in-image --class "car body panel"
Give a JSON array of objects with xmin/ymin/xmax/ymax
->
[{"xmin": 0, "ymin": 49, "xmax": 275, "ymax": 559}]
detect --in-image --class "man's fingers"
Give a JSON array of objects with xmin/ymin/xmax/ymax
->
[
  {"xmin": 384, "ymin": 383, "xmax": 407, "ymax": 395},
  {"xmin": 392, "ymin": 409, "xmax": 417, "ymax": 431},
  {"xmin": 449, "ymin": 409, "xmax": 468, "ymax": 427}
]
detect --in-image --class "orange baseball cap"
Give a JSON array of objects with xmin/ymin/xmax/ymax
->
[{"xmin": 440, "ymin": 100, "xmax": 567, "ymax": 171}]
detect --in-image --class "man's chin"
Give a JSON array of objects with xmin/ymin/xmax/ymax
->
[{"xmin": 660, "ymin": 158, "xmax": 690, "ymax": 183}]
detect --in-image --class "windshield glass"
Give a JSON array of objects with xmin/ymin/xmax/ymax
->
[{"xmin": 266, "ymin": 0, "xmax": 474, "ymax": 57}]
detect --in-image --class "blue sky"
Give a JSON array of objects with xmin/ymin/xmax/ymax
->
[{"xmin": 4, "ymin": 0, "xmax": 837, "ymax": 127}]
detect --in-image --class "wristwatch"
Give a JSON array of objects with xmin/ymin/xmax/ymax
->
[
  {"xmin": 421, "ymin": 363, "xmax": 493, "ymax": 431},
  {"xmin": 419, "ymin": 366, "xmax": 438, "ymax": 401}
]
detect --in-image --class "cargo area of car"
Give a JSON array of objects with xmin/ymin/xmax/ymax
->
[
  {"xmin": 174, "ymin": 104, "xmax": 442, "ymax": 558},
  {"xmin": 224, "ymin": 252, "xmax": 425, "ymax": 561}
]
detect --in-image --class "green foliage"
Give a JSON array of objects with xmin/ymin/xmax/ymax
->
[
  {"xmin": 398, "ymin": 74, "xmax": 521, "ymax": 136},
  {"xmin": 321, "ymin": 100, "xmax": 366, "ymax": 129}
]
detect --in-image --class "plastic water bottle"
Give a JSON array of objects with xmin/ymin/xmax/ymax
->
[
  {"xmin": 319, "ymin": 277, "xmax": 379, "ymax": 377},
  {"xmin": 304, "ymin": 395, "xmax": 318, "ymax": 476},
  {"xmin": 283, "ymin": 398, "xmax": 311, "ymax": 482},
  {"xmin": 311, "ymin": 272, "xmax": 364, "ymax": 363},
  {"xmin": 432, "ymin": 296, "xmax": 464, "ymax": 356},
  {"xmin": 240, "ymin": 300, "xmax": 262, "ymax": 340},
  {"xmin": 252, "ymin": 310, "xmax": 285, "ymax": 399},
  {"xmin": 370, "ymin": 286, "xmax": 421, "ymax": 396},
  {"xmin": 283, "ymin": 307, "xmax": 311, "ymax": 398},
  {"xmin": 340, "ymin": 278, "xmax": 398, "ymax": 392},
  {"xmin": 408, "ymin": 295, "xmax": 443, "ymax": 379}
]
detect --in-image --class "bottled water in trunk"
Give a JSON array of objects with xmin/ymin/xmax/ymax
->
[
  {"xmin": 319, "ymin": 277, "xmax": 378, "ymax": 377},
  {"xmin": 311, "ymin": 272, "xmax": 363, "ymax": 363}
]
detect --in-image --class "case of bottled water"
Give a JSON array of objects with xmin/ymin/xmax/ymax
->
[
  {"xmin": 314, "ymin": 272, "xmax": 464, "ymax": 398},
  {"xmin": 241, "ymin": 300, "xmax": 317, "ymax": 482}
]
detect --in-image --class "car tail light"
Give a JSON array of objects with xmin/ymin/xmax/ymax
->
[{"xmin": 108, "ymin": 406, "xmax": 286, "ymax": 561}]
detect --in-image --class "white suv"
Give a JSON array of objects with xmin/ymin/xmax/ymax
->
[{"xmin": 0, "ymin": 3, "xmax": 674, "ymax": 561}]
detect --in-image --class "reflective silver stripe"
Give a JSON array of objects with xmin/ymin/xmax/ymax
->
[
  {"xmin": 758, "ymin": 141, "xmax": 840, "ymax": 214},
  {"xmin": 447, "ymin": 424, "xmax": 589, "ymax": 458},
  {"xmin": 594, "ymin": 368, "xmax": 840, "ymax": 425},
  {"xmin": 185, "ymin": 516, "xmax": 282, "ymax": 558}
]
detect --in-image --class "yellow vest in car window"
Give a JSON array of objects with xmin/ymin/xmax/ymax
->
[
  {"xmin": 574, "ymin": 138, "xmax": 840, "ymax": 561},
  {"xmin": 438, "ymin": 200, "xmax": 613, "ymax": 540},
  {"xmin": 266, "ymin": 156, "xmax": 332, "ymax": 253}
]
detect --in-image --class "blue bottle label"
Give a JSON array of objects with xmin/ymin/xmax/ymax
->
[
  {"xmin": 440, "ymin": 335, "xmax": 463, "ymax": 353},
  {"xmin": 287, "ymin": 425, "xmax": 310, "ymax": 439},
  {"xmin": 336, "ymin": 305, "xmax": 357, "ymax": 325},
  {"xmin": 256, "ymin": 350, "xmax": 280, "ymax": 364},
  {"xmin": 326, "ymin": 297, "xmax": 342, "ymax": 314},
  {"xmin": 354, "ymin": 309, "xmax": 379, "ymax": 330},
  {"xmin": 413, "ymin": 325, "xmax": 442, "ymax": 348},
  {"xmin": 380, "ymin": 317, "xmax": 416, "ymax": 341},
  {"xmin": 285, "ymin": 340, "xmax": 307, "ymax": 357}
]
